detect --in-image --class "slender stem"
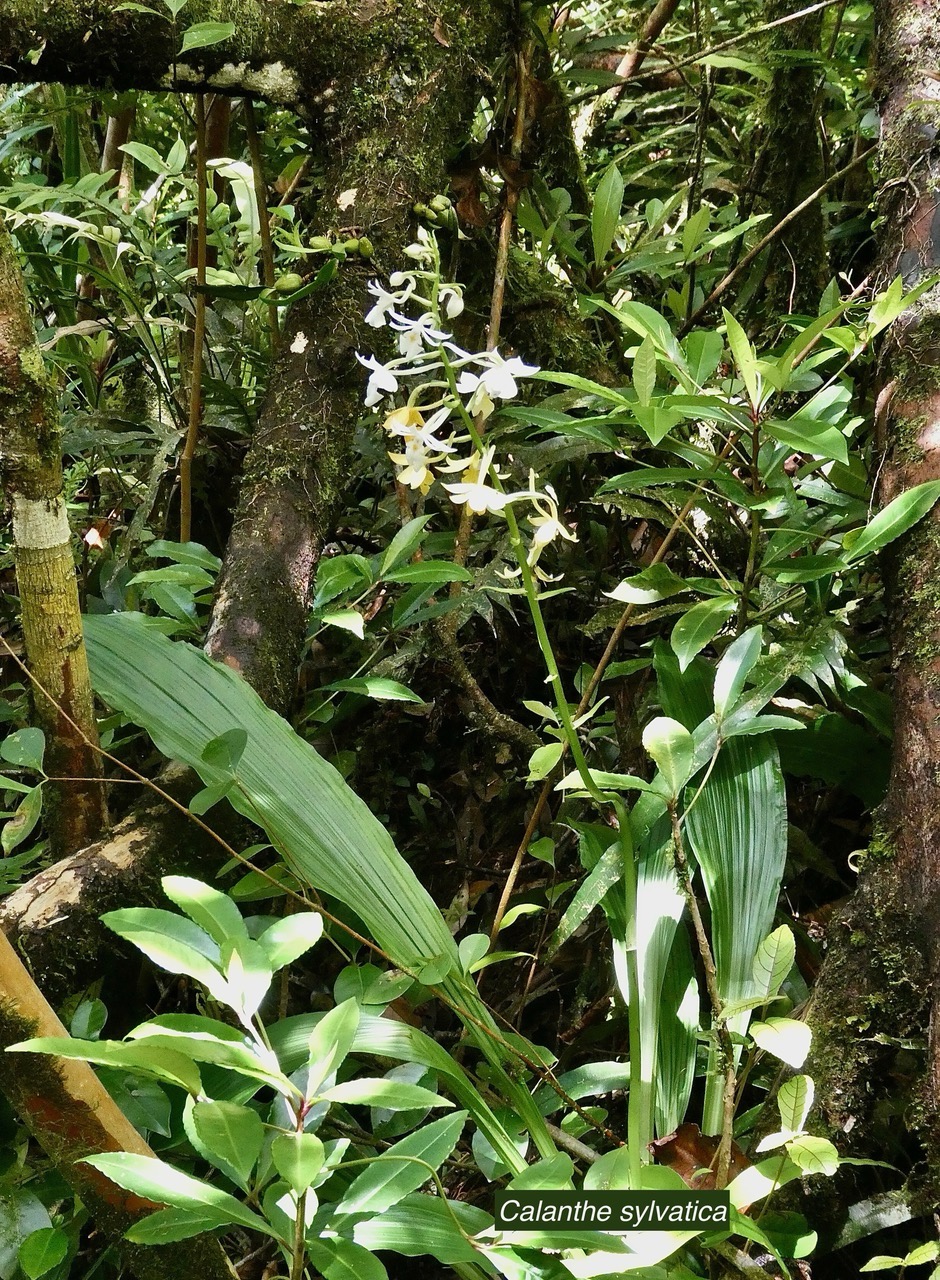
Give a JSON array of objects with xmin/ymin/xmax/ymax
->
[
  {"xmin": 737, "ymin": 419, "xmax": 763, "ymax": 633},
  {"xmin": 487, "ymin": 45, "xmax": 530, "ymax": 351},
  {"xmin": 290, "ymin": 1193, "xmax": 306, "ymax": 1280},
  {"xmin": 443, "ymin": 39, "xmax": 531, "ymax": 614},
  {"xmin": 489, "ymin": 433, "xmax": 741, "ymax": 940},
  {"xmin": 244, "ymin": 98, "xmax": 279, "ymax": 350},
  {"xmin": 680, "ymin": 149, "xmax": 871, "ymax": 333},
  {"xmin": 179, "ymin": 93, "xmax": 207, "ymax": 543}
]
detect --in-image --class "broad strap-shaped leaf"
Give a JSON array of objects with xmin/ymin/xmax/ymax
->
[
  {"xmin": 161, "ymin": 875, "xmax": 248, "ymax": 946},
  {"xmin": 255, "ymin": 911, "xmax": 323, "ymax": 971},
  {"xmin": 186, "ymin": 1099, "xmax": 264, "ymax": 1190},
  {"xmin": 6, "ymin": 1037, "xmax": 202, "ymax": 1095},
  {"xmin": 670, "ymin": 597, "xmax": 736, "ymax": 673},
  {"xmin": 750, "ymin": 1017, "xmax": 812, "ymax": 1068},
  {"xmin": 84, "ymin": 614, "xmax": 551, "ymax": 1170},
  {"xmin": 751, "ymin": 925, "xmax": 796, "ymax": 1001},
  {"xmin": 84, "ymin": 614, "xmax": 458, "ymax": 975},
  {"xmin": 591, "ymin": 162, "xmax": 624, "ymax": 265},
  {"xmin": 844, "ymin": 478, "xmax": 940, "ymax": 563},
  {"xmin": 777, "ymin": 1074, "xmax": 814, "ymax": 1135}
]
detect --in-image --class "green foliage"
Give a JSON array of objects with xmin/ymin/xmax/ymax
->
[{"xmin": 0, "ymin": 0, "xmax": 929, "ymax": 1273}]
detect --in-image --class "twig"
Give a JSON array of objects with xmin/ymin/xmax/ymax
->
[
  {"xmin": 179, "ymin": 93, "xmax": 207, "ymax": 543},
  {"xmin": 573, "ymin": 0, "xmax": 681, "ymax": 148},
  {"xmin": 679, "ymin": 148, "xmax": 871, "ymax": 333},
  {"xmin": 573, "ymin": 0, "xmax": 844, "ymax": 101}
]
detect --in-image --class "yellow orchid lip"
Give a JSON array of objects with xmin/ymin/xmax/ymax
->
[{"xmin": 382, "ymin": 405, "xmax": 424, "ymax": 433}]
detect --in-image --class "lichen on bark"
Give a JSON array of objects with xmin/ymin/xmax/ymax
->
[{"xmin": 0, "ymin": 217, "xmax": 108, "ymax": 855}]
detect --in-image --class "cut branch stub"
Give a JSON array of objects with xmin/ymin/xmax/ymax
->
[{"xmin": 0, "ymin": 217, "xmax": 108, "ymax": 855}]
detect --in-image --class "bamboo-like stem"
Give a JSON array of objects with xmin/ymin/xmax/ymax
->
[
  {"xmin": 179, "ymin": 93, "xmax": 208, "ymax": 543},
  {"xmin": 668, "ymin": 802, "xmax": 736, "ymax": 1187}
]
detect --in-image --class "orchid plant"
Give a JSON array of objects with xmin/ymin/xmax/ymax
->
[{"xmin": 356, "ymin": 226, "xmax": 576, "ymax": 581}]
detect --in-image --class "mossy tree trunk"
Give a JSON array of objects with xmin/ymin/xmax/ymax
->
[
  {"xmin": 205, "ymin": 1, "xmax": 512, "ymax": 710},
  {"xmin": 0, "ymin": 218, "xmax": 108, "ymax": 855},
  {"xmin": 809, "ymin": 0, "xmax": 940, "ymax": 1199},
  {"xmin": 752, "ymin": 0, "xmax": 829, "ymax": 317}
]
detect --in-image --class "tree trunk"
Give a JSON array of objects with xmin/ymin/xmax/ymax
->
[
  {"xmin": 206, "ymin": 0, "xmax": 511, "ymax": 709},
  {"xmin": 0, "ymin": 217, "xmax": 108, "ymax": 855},
  {"xmin": 753, "ymin": 0, "xmax": 829, "ymax": 316},
  {"xmin": 809, "ymin": 0, "xmax": 940, "ymax": 1199}
]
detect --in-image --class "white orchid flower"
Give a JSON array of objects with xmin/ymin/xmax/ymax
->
[
  {"xmin": 526, "ymin": 483, "xmax": 577, "ymax": 569},
  {"xmin": 383, "ymin": 405, "xmax": 455, "ymax": 453},
  {"xmin": 365, "ymin": 275, "xmax": 418, "ymax": 327},
  {"xmin": 389, "ymin": 439, "xmax": 437, "ymax": 490},
  {"xmin": 403, "ymin": 225, "xmax": 435, "ymax": 263},
  {"xmin": 443, "ymin": 447, "xmax": 511, "ymax": 515},
  {"xmin": 457, "ymin": 351, "xmax": 539, "ymax": 414},
  {"xmin": 390, "ymin": 310, "xmax": 449, "ymax": 359},
  {"xmin": 357, "ymin": 352, "xmax": 399, "ymax": 407},
  {"xmin": 439, "ymin": 284, "xmax": 464, "ymax": 319}
]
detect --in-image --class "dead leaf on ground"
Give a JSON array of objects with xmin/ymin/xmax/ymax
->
[{"xmin": 649, "ymin": 1122, "xmax": 750, "ymax": 1190}]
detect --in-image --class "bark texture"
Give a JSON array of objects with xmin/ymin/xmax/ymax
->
[
  {"xmin": 0, "ymin": 218, "xmax": 108, "ymax": 854},
  {"xmin": 809, "ymin": 0, "xmax": 940, "ymax": 1196},
  {"xmin": 206, "ymin": 0, "xmax": 512, "ymax": 710},
  {"xmin": 0, "ymin": 0, "xmax": 499, "ymax": 106},
  {"xmin": 754, "ymin": 0, "xmax": 829, "ymax": 315},
  {"xmin": 0, "ymin": 766, "xmax": 240, "ymax": 1004}
]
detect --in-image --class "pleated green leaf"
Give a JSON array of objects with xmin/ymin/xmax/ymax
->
[
  {"xmin": 685, "ymin": 738, "xmax": 787, "ymax": 1133},
  {"xmin": 84, "ymin": 615, "xmax": 553, "ymax": 1171},
  {"xmin": 654, "ymin": 928, "xmax": 698, "ymax": 1137},
  {"xmin": 84, "ymin": 614, "xmax": 457, "ymax": 975}
]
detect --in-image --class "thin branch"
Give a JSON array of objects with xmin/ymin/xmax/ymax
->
[
  {"xmin": 179, "ymin": 93, "xmax": 208, "ymax": 543},
  {"xmin": 680, "ymin": 148, "xmax": 871, "ymax": 332},
  {"xmin": 573, "ymin": 0, "xmax": 845, "ymax": 102}
]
